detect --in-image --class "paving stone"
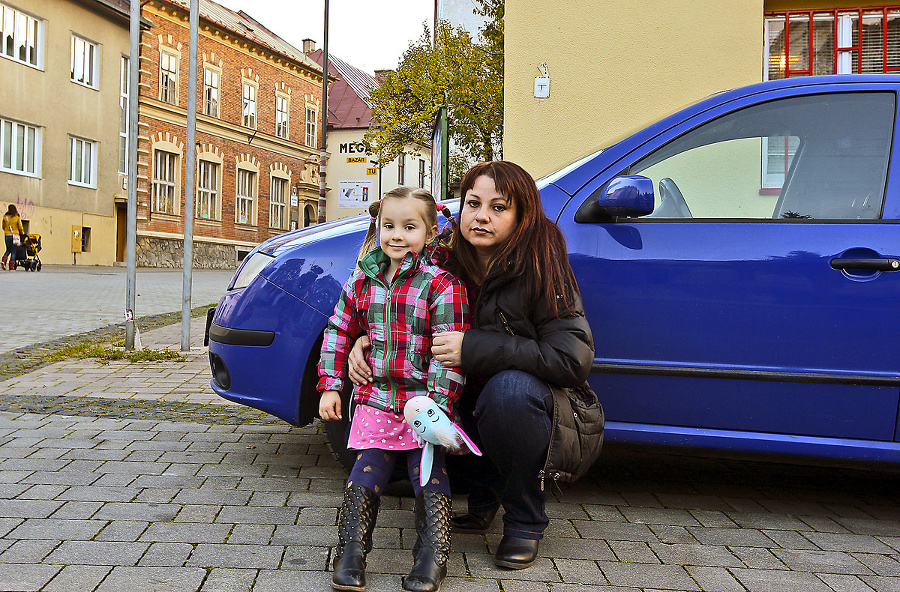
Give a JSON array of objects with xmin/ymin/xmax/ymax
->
[
  {"xmin": 95, "ymin": 566, "xmax": 207, "ymax": 592},
  {"xmin": 44, "ymin": 565, "xmax": 114, "ymax": 592},
  {"xmin": 817, "ymin": 573, "xmax": 878, "ymax": 592},
  {"xmin": 0, "ymin": 562, "xmax": 61, "ymax": 591},
  {"xmin": 186, "ymin": 543, "xmax": 284, "ymax": 569},
  {"xmin": 685, "ymin": 565, "xmax": 747, "ymax": 592},
  {"xmin": 688, "ymin": 526, "xmax": 776, "ymax": 547},
  {"xmin": 7, "ymin": 518, "xmax": 105, "ymax": 540},
  {"xmin": 140, "ymin": 522, "xmax": 232, "ymax": 544},
  {"xmin": 772, "ymin": 548, "xmax": 872, "ymax": 574},
  {"xmin": 731, "ymin": 566, "xmax": 834, "ymax": 592},
  {"xmin": 651, "ymin": 542, "xmax": 744, "ymax": 567},
  {"xmin": 597, "ymin": 560, "xmax": 698, "ymax": 590},
  {"xmin": 199, "ymin": 567, "xmax": 259, "ymax": 592},
  {"xmin": 806, "ymin": 532, "xmax": 896, "ymax": 554},
  {"xmin": 45, "ymin": 540, "xmax": 150, "ymax": 566},
  {"xmin": 138, "ymin": 542, "xmax": 195, "ymax": 566}
]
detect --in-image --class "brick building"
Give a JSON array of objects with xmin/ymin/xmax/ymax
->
[{"xmin": 135, "ymin": 0, "xmax": 329, "ymax": 267}]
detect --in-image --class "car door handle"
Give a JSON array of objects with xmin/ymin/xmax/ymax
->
[{"xmin": 830, "ymin": 258, "xmax": 900, "ymax": 271}]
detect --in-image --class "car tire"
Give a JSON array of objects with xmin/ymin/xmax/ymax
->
[{"xmin": 320, "ymin": 379, "xmax": 357, "ymax": 474}]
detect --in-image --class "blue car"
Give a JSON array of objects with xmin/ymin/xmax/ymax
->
[{"xmin": 208, "ymin": 75, "xmax": 900, "ymax": 467}]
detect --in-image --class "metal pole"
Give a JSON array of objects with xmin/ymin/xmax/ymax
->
[
  {"xmin": 181, "ymin": 0, "xmax": 199, "ymax": 351},
  {"xmin": 125, "ymin": 0, "xmax": 140, "ymax": 350},
  {"xmin": 317, "ymin": 0, "xmax": 329, "ymax": 223}
]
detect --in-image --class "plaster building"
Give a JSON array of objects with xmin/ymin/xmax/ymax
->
[
  {"xmin": 307, "ymin": 45, "xmax": 432, "ymax": 221},
  {"xmin": 135, "ymin": 0, "xmax": 327, "ymax": 267},
  {"xmin": 0, "ymin": 0, "xmax": 135, "ymax": 266},
  {"xmin": 504, "ymin": 0, "xmax": 900, "ymax": 180}
]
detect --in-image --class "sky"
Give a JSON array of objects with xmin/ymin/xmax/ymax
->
[{"xmin": 215, "ymin": 0, "xmax": 436, "ymax": 74}]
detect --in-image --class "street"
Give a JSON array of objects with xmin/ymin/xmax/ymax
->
[{"xmin": 0, "ymin": 269, "xmax": 898, "ymax": 591}]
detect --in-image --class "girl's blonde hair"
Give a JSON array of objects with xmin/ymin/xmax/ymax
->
[{"xmin": 356, "ymin": 186, "xmax": 439, "ymax": 263}]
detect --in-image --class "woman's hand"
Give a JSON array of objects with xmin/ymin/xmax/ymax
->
[
  {"xmin": 432, "ymin": 331, "xmax": 465, "ymax": 367},
  {"xmin": 348, "ymin": 335, "xmax": 373, "ymax": 385},
  {"xmin": 319, "ymin": 390, "xmax": 342, "ymax": 421}
]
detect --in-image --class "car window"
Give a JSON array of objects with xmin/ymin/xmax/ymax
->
[{"xmin": 628, "ymin": 92, "xmax": 895, "ymax": 220}]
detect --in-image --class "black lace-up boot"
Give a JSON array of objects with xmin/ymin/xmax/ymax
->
[
  {"xmin": 332, "ymin": 484, "xmax": 380, "ymax": 591},
  {"xmin": 402, "ymin": 489, "xmax": 451, "ymax": 592}
]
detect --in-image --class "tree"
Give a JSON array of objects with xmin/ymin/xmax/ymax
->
[{"xmin": 364, "ymin": 1, "xmax": 503, "ymax": 182}]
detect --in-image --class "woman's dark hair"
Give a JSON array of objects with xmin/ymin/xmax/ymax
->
[
  {"xmin": 5, "ymin": 204, "xmax": 17, "ymax": 217},
  {"xmin": 449, "ymin": 161, "xmax": 579, "ymax": 315}
]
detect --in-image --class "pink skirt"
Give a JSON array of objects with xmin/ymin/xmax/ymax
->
[{"xmin": 347, "ymin": 404, "xmax": 420, "ymax": 451}]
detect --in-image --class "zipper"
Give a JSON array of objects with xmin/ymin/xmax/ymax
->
[
  {"xmin": 498, "ymin": 310, "xmax": 514, "ymax": 336},
  {"xmin": 538, "ymin": 469, "xmax": 561, "ymax": 492}
]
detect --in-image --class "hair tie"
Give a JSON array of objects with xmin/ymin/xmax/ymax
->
[
  {"xmin": 437, "ymin": 203, "xmax": 455, "ymax": 223},
  {"xmin": 369, "ymin": 216, "xmax": 377, "ymax": 224}
]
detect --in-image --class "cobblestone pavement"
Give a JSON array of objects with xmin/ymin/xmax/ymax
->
[
  {"xmin": 0, "ymin": 318, "xmax": 899, "ymax": 591},
  {"xmin": 0, "ymin": 265, "xmax": 234, "ymax": 354}
]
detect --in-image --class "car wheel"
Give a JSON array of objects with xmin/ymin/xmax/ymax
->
[{"xmin": 320, "ymin": 380, "xmax": 357, "ymax": 474}]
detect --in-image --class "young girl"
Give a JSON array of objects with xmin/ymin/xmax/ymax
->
[{"xmin": 318, "ymin": 186, "xmax": 469, "ymax": 592}]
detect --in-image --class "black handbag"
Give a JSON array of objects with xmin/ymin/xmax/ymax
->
[{"xmin": 540, "ymin": 383, "xmax": 605, "ymax": 491}]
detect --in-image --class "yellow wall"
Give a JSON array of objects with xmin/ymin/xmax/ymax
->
[
  {"xmin": 504, "ymin": 0, "xmax": 765, "ymax": 179},
  {"xmin": 0, "ymin": 0, "xmax": 130, "ymax": 266},
  {"xmin": 24, "ymin": 205, "xmax": 117, "ymax": 266}
]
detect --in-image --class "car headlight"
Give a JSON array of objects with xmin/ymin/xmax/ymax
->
[{"xmin": 230, "ymin": 251, "xmax": 275, "ymax": 290}]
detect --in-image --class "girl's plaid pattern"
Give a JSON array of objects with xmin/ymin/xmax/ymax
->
[{"xmin": 318, "ymin": 247, "xmax": 469, "ymax": 413}]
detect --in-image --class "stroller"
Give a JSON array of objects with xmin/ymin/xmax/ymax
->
[{"xmin": 13, "ymin": 234, "xmax": 41, "ymax": 271}]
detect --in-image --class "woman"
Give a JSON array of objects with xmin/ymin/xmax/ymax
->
[
  {"xmin": 2, "ymin": 204, "xmax": 24, "ymax": 271},
  {"xmin": 349, "ymin": 161, "xmax": 602, "ymax": 570}
]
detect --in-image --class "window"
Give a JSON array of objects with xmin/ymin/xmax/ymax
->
[
  {"xmin": 275, "ymin": 95, "xmax": 289, "ymax": 139},
  {"xmin": 160, "ymin": 50, "xmax": 178, "ymax": 104},
  {"xmin": 242, "ymin": 82, "xmax": 256, "ymax": 128},
  {"xmin": 627, "ymin": 92, "xmax": 893, "ymax": 220},
  {"xmin": 764, "ymin": 9, "xmax": 900, "ymax": 186},
  {"xmin": 70, "ymin": 34, "xmax": 97, "ymax": 88},
  {"xmin": 270, "ymin": 176, "xmax": 287, "ymax": 229},
  {"xmin": 398, "ymin": 154, "xmax": 405, "ymax": 184},
  {"xmin": 1, "ymin": 3, "xmax": 41, "ymax": 67},
  {"xmin": 152, "ymin": 149, "xmax": 178, "ymax": 213},
  {"xmin": 766, "ymin": 8, "xmax": 900, "ymax": 79},
  {"xmin": 305, "ymin": 107, "xmax": 317, "ymax": 147},
  {"xmin": 197, "ymin": 160, "xmax": 219, "ymax": 220},
  {"xmin": 1, "ymin": 117, "xmax": 40, "ymax": 176},
  {"xmin": 236, "ymin": 168, "xmax": 256, "ymax": 224},
  {"xmin": 418, "ymin": 159, "xmax": 426, "ymax": 188},
  {"xmin": 119, "ymin": 56, "xmax": 128, "ymax": 174},
  {"xmin": 68, "ymin": 136, "xmax": 96, "ymax": 187},
  {"xmin": 203, "ymin": 67, "xmax": 219, "ymax": 117}
]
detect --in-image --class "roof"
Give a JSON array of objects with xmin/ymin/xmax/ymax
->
[
  {"xmin": 308, "ymin": 49, "xmax": 375, "ymax": 130},
  {"xmin": 162, "ymin": 0, "xmax": 325, "ymax": 75}
]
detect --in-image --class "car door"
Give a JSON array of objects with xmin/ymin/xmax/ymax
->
[{"xmin": 558, "ymin": 86, "xmax": 900, "ymax": 447}]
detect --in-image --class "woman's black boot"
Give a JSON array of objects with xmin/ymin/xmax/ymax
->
[
  {"xmin": 402, "ymin": 489, "xmax": 451, "ymax": 592},
  {"xmin": 332, "ymin": 484, "xmax": 380, "ymax": 591},
  {"xmin": 449, "ymin": 504, "xmax": 499, "ymax": 534}
]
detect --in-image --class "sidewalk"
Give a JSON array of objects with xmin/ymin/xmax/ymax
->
[{"xmin": 0, "ymin": 319, "xmax": 899, "ymax": 591}]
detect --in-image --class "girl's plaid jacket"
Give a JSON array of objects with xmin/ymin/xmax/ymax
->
[{"xmin": 317, "ymin": 246, "xmax": 469, "ymax": 414}]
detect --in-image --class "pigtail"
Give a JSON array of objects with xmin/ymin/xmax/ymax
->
[{"xmin": 356, "ymin": 200, "xmax": 382, "ymax": 265}]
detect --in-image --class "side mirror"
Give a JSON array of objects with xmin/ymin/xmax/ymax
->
[{"xmin": 574, "ymin": 175, "xmax": 654, "ymax": 223}]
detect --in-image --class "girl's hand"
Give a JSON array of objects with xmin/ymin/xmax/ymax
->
[
  {"xmin": 432, "ymin": 331, "xmax": 465, "ymax": 367},
  {"xmin": 348, "ymin": 335, "xmax": 373, "ymax": 385},
  {"xmin": 319, "ymin": 390, "xmax": 342, "ymax": 421}
]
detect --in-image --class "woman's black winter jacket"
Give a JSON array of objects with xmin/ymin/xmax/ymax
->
[{"xmin": 460, "ymin": 266, "xmax": 605, "ymax": 486}]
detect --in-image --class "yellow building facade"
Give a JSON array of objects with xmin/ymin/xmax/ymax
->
[
  {"xmin": 0, "ymin": 0, "xmax": 133, "ymax": 266},
  {"xmin": 504, "ymin": 0, "xmax": 897, "ymax": 179}
]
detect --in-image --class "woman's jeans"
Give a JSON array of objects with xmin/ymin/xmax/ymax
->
[
  {"xmin": 3, "ymin": 234, "xmax": 14, "ymax": 261},
  {"xmin": 448, "ymin": 370, "xmax": 553, "ymax": 540}
]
